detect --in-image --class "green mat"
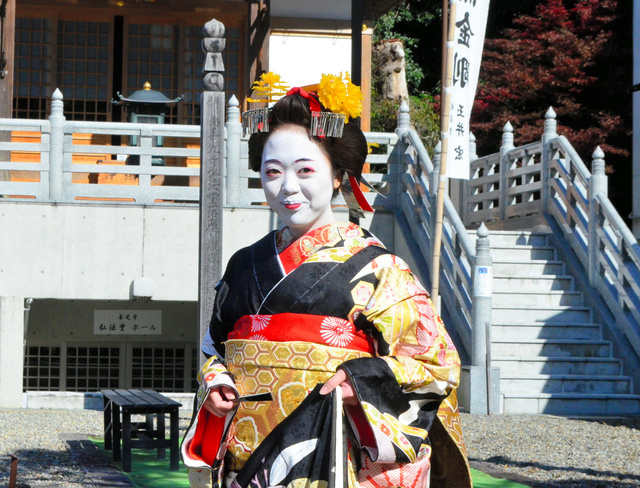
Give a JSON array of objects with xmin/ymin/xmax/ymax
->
[
  {"xmin": 91, "ymin": 438, "xmax": 530, "ymax": 488},
  {"xmin": 91, "ymin": 437, "xmax": 190, "ymax": 488},
  {"xmin": 470, "ymin": 468, "xmax": 530, "ymax": 488}
]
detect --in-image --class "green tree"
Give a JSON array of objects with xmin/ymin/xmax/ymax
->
[
  {"xmin": 373, "ymin": 0, "xmax": 441, "ymax": 93},
  {"xmin": 371, "ymin": 1, "xmax": 442, "ymax": 150},
  {"xmin": 370, "ymin": 1, "xmax": 543, "ymax": 152}
]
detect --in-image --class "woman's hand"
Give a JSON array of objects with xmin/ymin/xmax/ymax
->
[
  {"xmin": 203, "ymin": 385, "xmax": 238, "ymax": 417},
  {"xmin": 320, "ymin": 369, "xmax": 359, "ymax": 406}
]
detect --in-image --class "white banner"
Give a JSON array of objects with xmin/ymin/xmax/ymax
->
[{"xmin": 444, "ymin": 0, "xmax": 490, "ymax": 179}]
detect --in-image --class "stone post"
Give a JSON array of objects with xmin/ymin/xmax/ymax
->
[
  {"xmin": 472, "ymin": 223, "xmax": 492, "ymax": 369},
  {"xmin": 395, "ymin": 100, "xmax": 411, "ymax": 138},
  {"xmin": 0, "ymin": 296, "xmax": 25, "ymax": 408},
  {"xmin": 541, "ymin": 107, "xmax": 557, "ymax": 214},
  {"xmin": 388, "ymin": 101, "xmax": 411, "ymax": 211},
  {"xmin": 461, "ymin": 223, "xmax": 500, "ymax": 414},
  {"xmin": 453, "ymin": 131, "xmax": 478, "ymax": 221},
  {"xmin": 469, "ymin": 132, "xmax": 478, "ymax": 161},
  {"xmin": 225, "ymin": 95, "xmax": 242, "ymax": 206},
  {"xmin": 48, "ymin": 89, "xmax": 65, "ymax": 202},
  {"xmin": 198, "ymin": 19, "xmax": 226, "ymax": 364},
  {"xmin": 588, "ymin": 147, "xmax": 607, "ymax": 287},
  {"xmin": 499, "ymin": 122, "xmax": 514, "ymax": 221}
]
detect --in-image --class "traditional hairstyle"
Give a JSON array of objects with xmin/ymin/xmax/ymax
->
[{"xmin": 247, "ymin": 93, "xmax": 368, "ymax": 195}]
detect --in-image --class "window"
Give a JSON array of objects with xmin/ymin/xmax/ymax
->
[
  {"xmin": 23, "ymin": 342, "xmax": 197, "ymax": 392},
  {"xmin": 23, "ymin": 345, "xmax": 61, "ymax": 391},
  {"xmin": 14, "ymin": 14, "xmax": 243, "ymax": 124},
  {"xmin": 131, "ymin": 346, "xmax": 196, "ymax": 392},
  {"xmin": 13, "ymin": 17, "xmax": 54, "ymax": 119},
  {"xmin": 66, "ymin": 346, "xmax": 120, "ymax": 391},
  {"xmin": 57, "ymin": 20, "xmax": 111, "ymax": 121}
]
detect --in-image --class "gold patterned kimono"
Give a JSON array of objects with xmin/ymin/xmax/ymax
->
[{"xmin": 182, "ymin": 222, "xmax": 471, "ymax": 488}]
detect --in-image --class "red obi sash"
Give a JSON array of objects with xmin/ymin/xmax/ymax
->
[{"xmin": 228, "ymin": 313, "xmax": 375, "ymax": 354}]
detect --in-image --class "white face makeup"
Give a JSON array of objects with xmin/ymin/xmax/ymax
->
[{"xmin": 261, "ymin": 125, "xmax": 340, "ymax": 238}]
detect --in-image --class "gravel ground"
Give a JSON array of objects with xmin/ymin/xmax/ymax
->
[
  {"xmin": 1, "ymin": 409, "xmax": 639, "ymax": 487},
  {"xmin": 460, "ymin": 414, "xmax": 640, "ymax": 488}
]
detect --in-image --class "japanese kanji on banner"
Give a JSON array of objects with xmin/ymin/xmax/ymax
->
[{"xmin": 444, "ymin": 0, "xmax": 490, "ymax": 179}]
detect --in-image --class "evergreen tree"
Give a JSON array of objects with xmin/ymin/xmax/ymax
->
[{"xmin": 373, "ymin": 0, "xmax": 441, "ymax": 93}]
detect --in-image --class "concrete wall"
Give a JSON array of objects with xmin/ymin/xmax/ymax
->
[
  {"xmin": 0, "ymin": 201, "xmax": 402, "ymax": 302},
  {"xmin": 0, "ymin": 203, "xmax": 273, "ymax": 302},
  {"xmin": 0, "ymin": 202, "xmax": 200, "ymax": 301},
  {"xmin": 0, "ymin": 297, "xmax": 24, "ymax": 408}
]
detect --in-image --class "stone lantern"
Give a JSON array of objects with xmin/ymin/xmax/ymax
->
[{"xmin": 111, "ymin": 82, "xmax": 183, "ymax": 166}]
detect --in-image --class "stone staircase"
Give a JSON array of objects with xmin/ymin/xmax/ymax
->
[{"xmin": 488, "ymin": 230, "xmax": 640, "ymax": 415}]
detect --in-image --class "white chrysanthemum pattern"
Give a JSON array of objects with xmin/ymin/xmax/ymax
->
[
  {"xmin": 251, "ymin": 315, "xmax": 271, "ymax": 332},
  {"xmin": 320, "ymin": 317, "xmax": 354, "ymax": 347}
]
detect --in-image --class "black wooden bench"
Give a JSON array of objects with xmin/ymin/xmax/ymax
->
[{"xmin": 101, "ymin": 388, "xmax": 182, "ymax": 472}]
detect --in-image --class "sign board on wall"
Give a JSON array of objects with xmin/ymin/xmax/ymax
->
[{"xmin": 94, "ymin": 310, "xmax": 162, "ymax": 335}]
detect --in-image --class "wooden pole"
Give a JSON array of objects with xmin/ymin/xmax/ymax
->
[
  {"xmin": 198, "ymin": 19, "xmax": 226, "ymax": 365},
  {"xmin": 0, "ymin": 0, "xmax": 15, "ymax": 184},
  {"xmin": 0, "ymin": 0, "xmax": 14, "ymax": 117},
  {"xmin": 351, "ymin": 0, "xmax": 363, "ymax": 87},
  {"xmin": 439, "ymin": 0, "xmax": 448, "ymax": 132},
  {"xmin": 431, "ymin": 1, "xmax": 456, "ymax": 305}
]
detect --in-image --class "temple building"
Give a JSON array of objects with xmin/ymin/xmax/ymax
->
[{"xmin": 0, "ymin": 0, "xmax": 404, "ymax": 407}]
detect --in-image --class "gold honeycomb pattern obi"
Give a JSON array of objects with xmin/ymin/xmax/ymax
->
[{"xmin": 223, "ymin": 339, "xmax": 372, "ymax": 471}]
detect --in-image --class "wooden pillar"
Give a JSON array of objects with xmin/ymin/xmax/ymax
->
[
  {"xmin": 247, "ymin": 1, "xmax": 270, "ymax": 98},
  {"xmin": 351, "ymin": 0, "xmax": 363, "ymax": 87},
  {"xmin": 0, "ymin": 0, "xmax": 14, "ymax": 118},
  {"xmin": 0, "ymin": 0, "xmax": 15, "ymax": 184},
  {"xmin": 632, "ymin": 0, "xmax": 640, "ymax": 238},
  {"xmin": 360, "ymin": 26, "xmax": 372, "ymax": 131},
  {"xmin": 198, "ymin": 19, "xmax": 226, "ymax": 364}
]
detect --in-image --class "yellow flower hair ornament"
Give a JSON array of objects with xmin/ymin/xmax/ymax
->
[
  {"xmin": 317, "ymin": 72, "xmax": 363, "ymax": 123},
  {"xmin": 242, "ymin": 71, "xmax": 363, "ymax": 138},
  {"xmin": 247, "ymin": 72, "xmax": 290, "ymax": 103}
]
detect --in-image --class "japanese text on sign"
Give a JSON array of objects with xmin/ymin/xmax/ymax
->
[{"xmin": 94, "ymin": 310, "xmax": 162, "ymax": 335}]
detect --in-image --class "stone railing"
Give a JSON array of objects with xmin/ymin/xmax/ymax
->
[
  {"xmin": 0, "ymin": 89, "xmax": 201, "ymax": 205},
  {"xmin": 0, "ymin": 90, "xmax": 395, "ymax": 212},
  {"xmin": 394, "ymin": 103, "xmax": 492, "ymax": 366},
  {"xmin": 466, "ymin": 107, "xmax": 640, "ymax": 364},
  {"xmin": 548, "ymin": 139, "xmax": 640, "ymax": 359}
]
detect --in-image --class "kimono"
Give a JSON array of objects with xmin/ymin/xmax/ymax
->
[{"xmin": 182, "ymin": 222, "xmax": 471, "ymax": 488}]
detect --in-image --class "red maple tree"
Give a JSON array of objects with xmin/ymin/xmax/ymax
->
[{"xmin": 472, "ymin": 0, "xmax": 630, "ymax": 172}]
